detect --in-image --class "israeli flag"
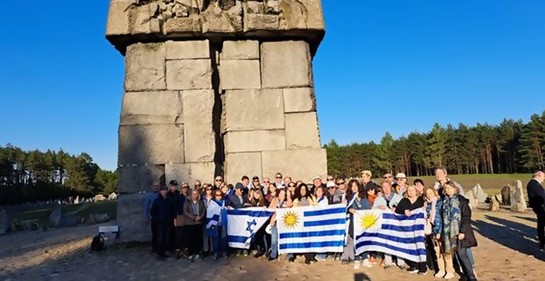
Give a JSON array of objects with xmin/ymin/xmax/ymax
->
[
  {"xmin": 227, "ymin": 208, "xmax": 274, "ymax": 249},
  {"xmin": 354, "ymin": 209, "xmax": 427, "ymax": 262},
  {"xmin": 276, "ymin": 205, "xmax": 347, "ymax": 254},
  {"xmin": 206, "ymin": 200, "xmax": 223, "ymax": 229}
]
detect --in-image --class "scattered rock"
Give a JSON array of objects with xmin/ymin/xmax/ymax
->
[
  {"xmin": 489, "ymin": 197, "xmax": 500, "ymax": 212},
  {"xmin": 501, "ymin": 185, "xmax": 512, "ymax": 205},
  {"xmin": 472, "ymin": 184, "xmax": 488, "ymax": 203},
  {"xmin": 50, "ymin": 208, "xmax": 62, "ymax": 227},
  {"xmin": 95, "ymin": 194, "xmax": 106, "ymax": 202},
  {"xmin": 466, "ymin": 190, "xmax": 478, "ymax": 209},
  {"xmin": 510, "ymin": 180, "xmax": 527, "ymax": 212},
  {"xmin": 108, "ymin": 192, "xmax": 118, "ymax": 200}
]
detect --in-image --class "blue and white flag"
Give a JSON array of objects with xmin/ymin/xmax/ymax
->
[
  {"xmin": 276, "ymin": 205, "xmax": 347, "ymax": 254},
  {"xmin": 354, "ymin": 209, "xmax": 426, "ymax": 262},
  {"xmin": 206, "ymin": 200, "xmax": 223, "ymax": 229},
  {"xmin": 227, "ymin": 207, "xmax": 273, "ymax": 249}
]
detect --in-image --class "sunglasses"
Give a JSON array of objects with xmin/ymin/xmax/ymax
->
[
  {"xmin": 195, "ymin": 184, "xmax": 202, "ymax": 187},
  {"xmin": 328, "ymin": 186, "xmax": 336, "ymax": 189},
  {"xmin": 276, "ymin": 176, "xmax": 282, "ymax": 179},
  {"xmin": 327, "ymin": 178, "xmax": 334, "ymax": 181},
  {"xmin": 263, "ymin": 181, "xmax": 270, "ymax": 183},
  {"xmin": 215, "ymin": 179, "xmax": 223, "ymax": 182},
  {"xmin": 288, "ymin": 185, "xmax": 296, "ymax": 188},
  {"xmin": 215, "ymin": 194, "xmax": 222, "ymax": 197},
  {"xmin": 336, "ymin": 182, "xmax": 345, "ymax": 185}
]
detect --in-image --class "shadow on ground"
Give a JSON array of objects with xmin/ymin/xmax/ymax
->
[{"xmin": 473, "ymin": 215, "xmax": 545, "ymax": 262}]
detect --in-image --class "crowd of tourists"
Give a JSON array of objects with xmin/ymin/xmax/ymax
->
[{"xmin": 143, "ymin": 168, "xmax": 481, "ymax": 281}]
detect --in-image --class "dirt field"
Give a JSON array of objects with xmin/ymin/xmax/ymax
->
[{"xmin": 1, "ymin": 207, "xmax": 544, "ymax": 281}]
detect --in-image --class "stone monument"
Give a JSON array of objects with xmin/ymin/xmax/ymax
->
[
  {"xmin": 106, "ymin": 0, "xmax": 328, "ymax": 242},
  {"xmin": 510, "ymin": 180, "xmax": 527, "ymax": 212}
]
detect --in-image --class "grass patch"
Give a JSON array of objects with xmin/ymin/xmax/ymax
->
[
  {"xmin": 7, "ymin": 201, "xmax": 117, "ymax": 227},
  {"xmin": 374, "ymin": 173, "xmax": 532, "ymax": 196}
]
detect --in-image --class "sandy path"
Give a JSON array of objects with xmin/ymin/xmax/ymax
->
[{"xmin": 0, "ymin": 210, "xmax": 544, "ymax": 281}]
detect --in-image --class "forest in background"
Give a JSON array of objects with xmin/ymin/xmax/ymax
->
[
  {"xmin": 325, "ymin": 111, "xmax": 545, "ymax": 178},
  {"xmin": 0, "ymin": 145, "xmax": 117, "ymax": 205}
]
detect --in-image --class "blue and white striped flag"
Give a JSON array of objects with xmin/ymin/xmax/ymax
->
[
  {"xmin": 227, "ymin": 207, "xmax": 273, "ymax": 249},
  {"xmin": 206, "ymin": 200, "xmax": 222, "ymax": 229},
  {"xmin": 354, "ymin": 209, "xmax": 426, "ymax": 262},
  {"xmin": 276, "ymin": 205, "xmax": 347, "ymax": 254}
]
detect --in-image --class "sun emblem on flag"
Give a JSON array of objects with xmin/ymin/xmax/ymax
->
[
  {"xmin": 361, "ymin": 213, "xmax": 380, "ymax": 231},
  {"xmin": 282, "ymin": 211, "xmax": 299, "ymax": 228}
]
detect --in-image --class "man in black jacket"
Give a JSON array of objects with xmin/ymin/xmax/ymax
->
[
  {"xmin": 151, "ymin": 185, "xmax": 176, "ymax": 260},
  {"xmin": 527, "ymin": 170, "xmax": 545, "ymax": 250}
]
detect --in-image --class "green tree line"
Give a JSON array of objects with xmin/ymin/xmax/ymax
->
[
  {"xmin": 325, "ymin": 111, "xmax": 545, "ymax": 178},
  {"xmin": 0, "ymin": 144, "xmax": 118, "ymax": 205}
]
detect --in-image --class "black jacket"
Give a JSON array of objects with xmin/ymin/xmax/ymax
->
[
  {"xmin": 458, "ymin": 196, "xmax": 478, "ymax": 249},
  {"xmin": 229, "ymin": 193, "xmax": 249, "ymax": 209},
  {"xmin": 395, "ymin": 196, "xmax": 425, "ymax": 215},
  {"xmin": 150, "ymin": 195, "xmax": 176, "ymax": 224},
  {"xmin": 527, "ymin": 179, "xmax": 545, "ymax": 212}
]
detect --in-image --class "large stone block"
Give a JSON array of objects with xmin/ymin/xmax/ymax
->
[
  {"xmin": 163, "ymin": 17, "xmax": 202, "ymax": 34},
  {"xmin": 201, "ymin": 5, "xmax": 243, "ymax": 33},
  {"xmin": 125, "ymin": 43, "xmax": 166, "ymax": 91},
  {"xmin": 119, "ymin": 124, "xmax": 184, "ymax": 165},
  {"xmin": 220, "ymin": 60, "xmax": 261, "ymax": 90},
  {"xmin": 262, "ymin": 149, "xmax": 327, "ymax": 183},
  {"xmin": 278, "ymin": 0, "xmax": 325, "ymax": 30},
  {"xmin": 166, "ymin": 59, "xmax": 212, "ymax": 90},
  {"xmin": 244, "ymin": 14, "xmax": 280, "ymax": 31},
  {"xmin": 189, "ymin": 162, "xmax": 216, "ymax": 184},
  {"xmin": 166, "ymin": 162, "xmax": 215, "ymax": 185},
  {"xmin": 225, "ymin": 89, "xmax": 284, "ymax": 131},
  {"xmin": 165, "ymin": 40, "xmax": 210, "ymax": 60},
  {"xmin": 118, "ymin": 164, "xmax": 165, "ymax": 194},
  {"xmin": 118, "ymin": 193, "xmax": 150, "ymax": 242},
  {"xmin": 165, "ymin": 163, "xmax": 190, "ymax": 185},
  {"xmin": 106, "ymin": 0, "xmax": 131, "ymax": 36},
  {"xmin": 182, "ymin": 90, "xmax": 215, "ymax": 162},
  {"xmin": 120, "ymin": 91, "xmax": 182, "ymax": 125},
  {"xmin": 225, "ymin": 152, "xmax": 262, "ymax": 184},
  {"xmin": 222, "ymin": 41, "xmax": 260, "ymax": 60},
  {"xmin": 283, "ymin": 87, "xmax": 315, "ymax": 113},
  {"xmin": 285, "ymin": 112, "xmax": 321, "ymax": 149},
  {"xmin": 129, "ymin": 3, "xmax": 161, "ymax": 34},
  {"xmin": 224, "ymin": 130, "xmax": 285, "ymax": 153},
  {"xmin": 261, "ymin": 41, "xmax": 313, "ymax": 88}
]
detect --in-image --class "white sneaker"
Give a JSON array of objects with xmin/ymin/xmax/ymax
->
[
  {"xmin": 353, "ymin": 260, "xmax": 361, "ymax": 270},
  {"xmin": 434, "ymin": 271, "xmax": 445, "ymax": 278},
  {"xmin": 362, "ymin": 259, "xmax": 373, "ymax": 268},
  {"xmin": 444, "ymin": 272, "xmax": 455, "ymax": 279}
]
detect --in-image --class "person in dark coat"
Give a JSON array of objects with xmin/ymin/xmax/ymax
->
[
  {"xmin": 150, "ymin": 185, "xmax": 176, "ymax": 260},
  {"xmin": 229, "ymin": 184, "xmax": 250, "ymax": 209},
  {"xmin": 527, "ymin": 171, "xmax": 545, "ymax": 250},
  {"xmin": 434, "ymin": 181, "xmax": 478, "ymax": 281}
]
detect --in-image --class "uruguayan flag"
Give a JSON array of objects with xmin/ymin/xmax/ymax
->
[
  {"xmin": 206, "ymin": 200, "xmax": 222, "ymax": 229},
  {"xmin": 276, "ymin": 205, "xmax": 347, "ymax": 254},
  {"xmin": 354, "ymin": 209, "xmax": 426, "ymax": 262},
  {"xmin": 227, "ymin": 208, "xmax": 273, "ymax": 249}
]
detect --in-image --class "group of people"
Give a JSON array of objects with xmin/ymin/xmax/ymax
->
[{"xmin": 141, "ymin": 168, "xmax": 545, "ymax": 281}]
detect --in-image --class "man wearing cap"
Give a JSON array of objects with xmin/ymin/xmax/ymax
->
[
  {"xmin": 166, "ymin": 180, "xmax": 184, "ymax": 253},
  {"xmin": 360, "ymin": 170, "xmax": 377, "ymax": 191},
  {"xmin": 395, "ymin": 173, "xmax": 409, "ymax": 196},
  {"xmin": 311, "ymin": 176, "xmax": 325, "ymax": 194},
  {"xmin": 151, "ymin": 185, "xmax": 176, "ymax": 260},
  {"xmin": 229, "ymin": 184, "xmax": 250, "ymax": 209},
  {"xmin": 144, "ymin": 181, "xmax": 160, "ymax": 253},
  {"xmin": 326, "ymin": 182, "xmax": 343, "ymax": 204}
]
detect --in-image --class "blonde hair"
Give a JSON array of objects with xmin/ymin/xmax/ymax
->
[
  {"xmin": 404, "ymin": 185, "xmax": 417, "ymax": 198},
  {"xmin": 424, "ymin": 187, "xmax": 438, "ymax": 198}
]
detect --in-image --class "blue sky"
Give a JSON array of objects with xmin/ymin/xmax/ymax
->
[{"xmin": 1, "ymin": 0, "xmax": 544, "ymax": 171}]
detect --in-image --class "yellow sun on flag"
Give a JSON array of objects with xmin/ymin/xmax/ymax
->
[
  {"xmin": 282, "ymin": 211, "xmax": 299, "ymax": 228},
  {"xmin": 361, "ymin": 213, "xmax": 380, "ymax": 231}
]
